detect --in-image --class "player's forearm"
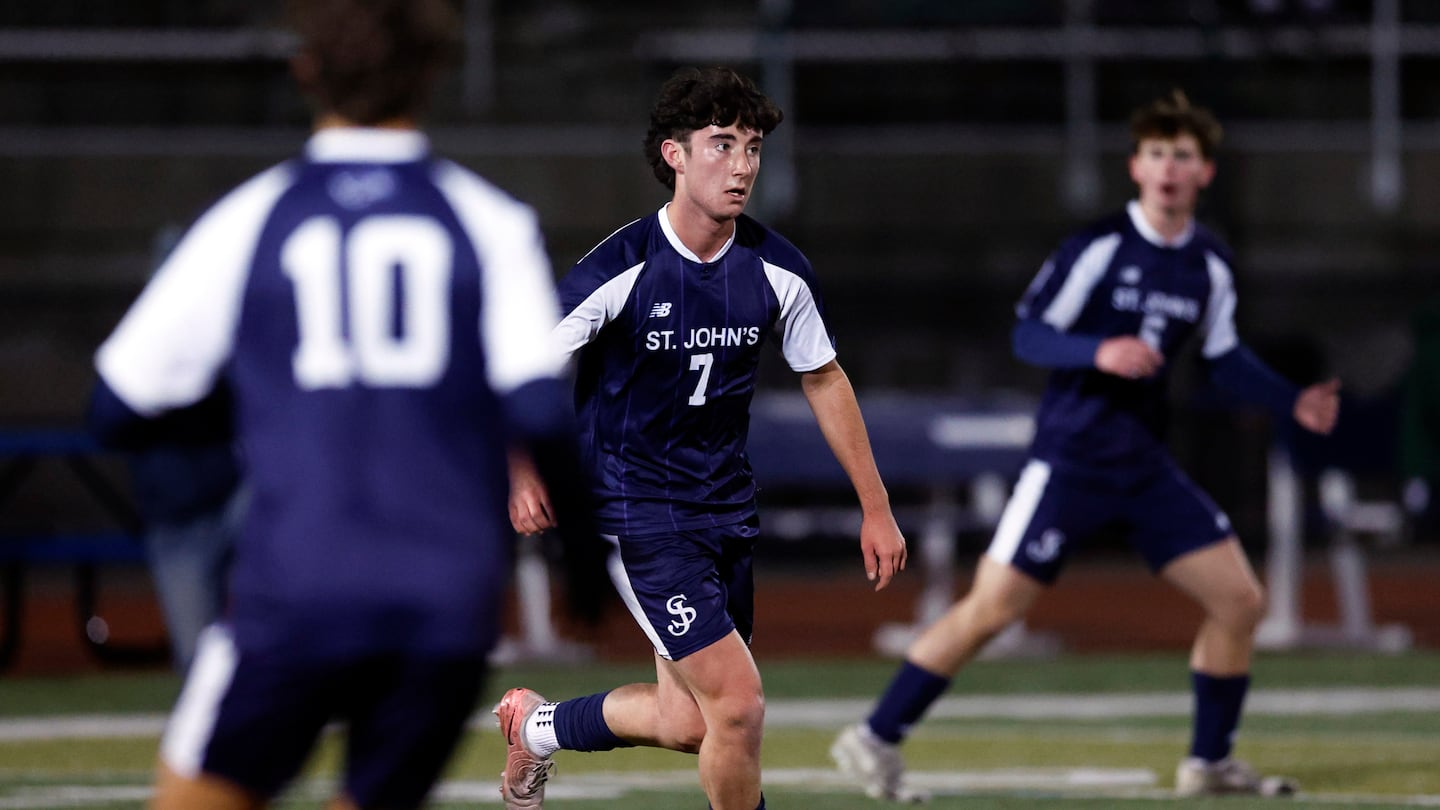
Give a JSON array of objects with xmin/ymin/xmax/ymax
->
[
  {"xmin": 501, "ymin": 378, "xmax": 591, "ymax": 515},
  {"xmin": 1205, "ymin": 343, "xmax": 1299, "ymax": 418},
  {"xmin": 800, "ymin": 363, "xmax": 892, "ymax": 515},
  {"xmin": 1011, "ymin": 319, "xmax": 1103, "ymax": 369}
]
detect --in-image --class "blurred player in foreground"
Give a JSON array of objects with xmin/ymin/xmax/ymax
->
[
  {"xmin": 89, "ymin": 1, "xmax": 597, "ymax": 807},
  {"xmin": 832, "ymin": 90, "xmax": 1340, "ymax": 801},
  {"xmin": 499, "ymin": 66, "xmax": 909, "ymax": 810}
]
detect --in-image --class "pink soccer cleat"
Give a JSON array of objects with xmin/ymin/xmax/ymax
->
[{"xmin": 495, "ymin": 688, "xmax": 556, "ymax": 809}]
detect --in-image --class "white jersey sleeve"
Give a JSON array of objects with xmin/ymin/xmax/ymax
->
[
  {"xmin": 553, "ymin": 262, "xmax": 646, "ymax": 357},
  {"xmin": 95, "ymin": 165, "xmax": 294, "ymax": 415},
  {"xmin": 435, "ymin": 163, "xmax": 567, "ymax": 392},
  {"xmin": 1037, "ymin": 233, "xmax": 1122, "ymax": 332},
  {"xmin": 763, "ymin": 260, "xmax": 837, "ymax": 372},
  {"xmin": 1200, "ymin": 251, "xmax": 1240, "ymax": 359}
]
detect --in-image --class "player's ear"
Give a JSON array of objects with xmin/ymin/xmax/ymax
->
[
  {"xmin": 662, "ymin": 139, "xmax": 686, "ymax": 174},
  {"xmin": 1197, "ymin": 158, "xmax": 1217, "ymax": 189}
]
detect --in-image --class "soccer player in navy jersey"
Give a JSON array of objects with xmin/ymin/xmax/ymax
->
[
  {"xmin": 497, "ymin": 66, "xmax": 909, "ymax": 810},
  {"xmin": 87, "ymin": 1, "xmax": 597, "ymax": 808},
  {"xmin": 831, "ymin": 90, "xmax": 1341, "ymax": 801}
]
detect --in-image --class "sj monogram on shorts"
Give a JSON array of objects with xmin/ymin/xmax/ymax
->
[
  {"xmin": 1027, "ymin": 528, "xmax": 1063, "ymax": 563},
  {"xmin": 666, "ymin": 594, "xmax": 697, "ymax": 636}
]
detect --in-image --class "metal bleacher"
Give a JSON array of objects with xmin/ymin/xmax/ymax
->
[
  {"xmin": 1, "ymin": 0, "xmax": 1436, "ymax": 662},
  {"xmin": 1257, "ymin": 391, "xmax": 1414, "ymax": 653}
]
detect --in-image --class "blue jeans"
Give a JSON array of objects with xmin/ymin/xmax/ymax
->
[{"xmin": 145, "ymin": 487, "xmax": 247, "ymax": 673}]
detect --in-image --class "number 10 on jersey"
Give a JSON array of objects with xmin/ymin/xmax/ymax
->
[{"xmin": 283, "ymin": 215, "xmax": 453, "ymax": 389}]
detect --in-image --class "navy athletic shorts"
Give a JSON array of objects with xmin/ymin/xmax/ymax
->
[
  {"xmin": 985, "ymin": 457, "xmax": 1233, "ymax": 584},
  {"xmin": 606, "ymin": 514, "xmax": 760, "ymax": 661},
  {"xmin": 161, "ymin": 624, "xmax": 486, "ymax": 807}
]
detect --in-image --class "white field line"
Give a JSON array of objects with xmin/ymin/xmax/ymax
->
[
  {"xmin": 766, "ymin": 687, "xmax": 1440, "ymax": 727},
  {"xmin": 6, "ymin": 773, "xmax": 1440, "ymax": 808},
  {"xmin": 0, "ymin": 715, "xmax": 166, "ymax": 742},
  {"xmin": 0, "ymin": 786, "xmax": 152, "ymax": 809},
  {"xmin": 3, "ymin": 687, "xmax": 1440, "ymax": 743}
]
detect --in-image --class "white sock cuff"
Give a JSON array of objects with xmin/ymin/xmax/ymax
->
[{"xmin": 523, "ymin": 702, "xmax": 561, "ymax": 758}]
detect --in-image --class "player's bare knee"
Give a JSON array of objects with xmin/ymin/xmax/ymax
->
[
  {"xmin": 1235, "ymin": 584, "xmax": 1266, "ymax": 629},
  {"xmin": 664, "ymin": 711, "xmax": 709, "ymax": 753},
  {"xmin": 711, "ymin": 692, "xmax": 765, "ymax": 749},
  {"xmin": 1210, "ymin": 583, "xmax": 1265, "ymax": 632}
]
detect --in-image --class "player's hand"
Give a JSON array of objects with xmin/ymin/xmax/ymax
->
[
  {"xmin": 860, "ymin": 510, "xmax": 907, "ymax": 592},
  {"xmin": 1294, "ymin": 377, "xmax": 1341, "ymax": 435},
  {"xmin": 1094, "ymin": 336, "xmax": 1164, "ymax": 380},
  {"xmin": 508, "ymin": 448, "xmax": 556, "ymax": 535}
]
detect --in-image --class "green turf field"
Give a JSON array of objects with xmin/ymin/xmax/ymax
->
[{"xmin": 2, "ymin": 652, "xmax": 1438, "ymax": 808}]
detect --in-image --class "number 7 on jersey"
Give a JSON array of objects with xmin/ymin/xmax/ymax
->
[{"xmin": 688, "ymin": 352, "xmax": 714, "ymax": 406}]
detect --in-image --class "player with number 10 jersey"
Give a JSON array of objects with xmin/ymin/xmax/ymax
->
[
  {"xmin": 90, "ymin": 4, "xmax": 600, "ymax": 806},
  {"xmin": 94, "ymin": 130, "xmax": 573, "ymax": 661}
]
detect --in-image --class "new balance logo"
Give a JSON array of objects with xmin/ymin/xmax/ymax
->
[{"xmin": 649, "ymin": 302, "xmax": 673, "ymax": 318}]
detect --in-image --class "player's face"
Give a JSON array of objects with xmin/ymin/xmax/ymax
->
[
  {"xmin": 668, "ymin": 123, "xmax": 763, "ymax": 222},
  {"xmin": 1128, "ymin": 133, "xmax": 1214, "ymax": 216}
]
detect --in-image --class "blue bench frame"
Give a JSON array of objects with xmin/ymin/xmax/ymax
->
[{"xmin": 0, "ymin": 430, "xmax": 168, "ymax": 670}]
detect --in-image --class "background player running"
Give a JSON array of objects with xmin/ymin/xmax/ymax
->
[{"xmin": 831, "ymin": 89, "xmax": 1340, "ymax": 801}]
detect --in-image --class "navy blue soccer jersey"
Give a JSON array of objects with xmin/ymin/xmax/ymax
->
[
  {"xmin": 95, "ymin": 128, "xmax": 569, "ymax": 659},
  {"xmin": 555, "ymin": 206, "xmax": 836, "ymax": 535},
  {"xmin": 1017, "ymin": 201, "xmax": 1242, "ymax": 471}
]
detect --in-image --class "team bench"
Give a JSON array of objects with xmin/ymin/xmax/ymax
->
[{"xmin": 0, "ymin": 429, "xmax": 166, "ymax": 670}]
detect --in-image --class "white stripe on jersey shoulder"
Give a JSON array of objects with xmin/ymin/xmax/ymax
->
[
  {"xmin": 555, "ymin": 261, "xmax": 646, "ymax": 356},
  {"xmin": 1015, "ymin": 256, "xmax": 1057, "ymax": 319},
  {"xmin": 305, "ymin": 127, "xmax": 429, "ymax": 163},
  {"xmin": 1041, "ymin": 232, "xmax": 1122, "ymax": 331},
  {"xmin": 575, "ymin": 216, "xmax": 643, "ymax": 265},
  {"xmin": 96, "ymin": 163, "xmax": 295, "ymax": 415},
  {"xmin": 762, "ymin": 260, "xmax": 836, "ymax": 372},
  {"xmin": 161, "ymin": 624, "xmax": 238, "ymax": 779},
  {"xmin": 433, "ymin": 161, "xmax": 568, "ymax": 391},
  {"xmin": 659, "ymin": 203, "xmax": 734, "ymax": 263},
  {"xmin": 1200, "ymin": 250, "xmax": 1240, "ymax": 358},
  {"xmin": 985, "ymin": 460, "xmax": 1051, "ymax": 567}
]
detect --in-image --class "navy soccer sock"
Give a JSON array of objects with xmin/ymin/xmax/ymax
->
[
  {"xmin": 1189, "ymin": 671, "xmax": 1250, "ymax": 761},
  {"xmin": 553, "ymin": 691, "xmax": 634, "ymax": 752},
  {"xmin": 866, "ymin": 659, "xmax": 952, "ymax": 744}
]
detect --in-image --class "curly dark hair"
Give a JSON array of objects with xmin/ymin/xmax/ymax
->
[
  {"xmin": 644, "ymin": 66, "xmax": 784, "ymax": 190},
  {"xmin": 286, "ymin": 0, "xmax": 460, "ymax": 125},
  {"xmin": 1130, "ymin": 89, "xmax": 1224, "ymax": 160}
]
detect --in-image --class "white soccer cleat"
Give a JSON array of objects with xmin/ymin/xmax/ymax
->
[
  {"xmin": 495, "ymin": 688, "xmax": 556, "ymax": 809},
  {"xmin": 1175, "ymin": 756, "xmax": 1298, "ymax": 797},
  {"xmin": 830, "ymin": 723, "xmax": 930, "ymax": 803}
]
